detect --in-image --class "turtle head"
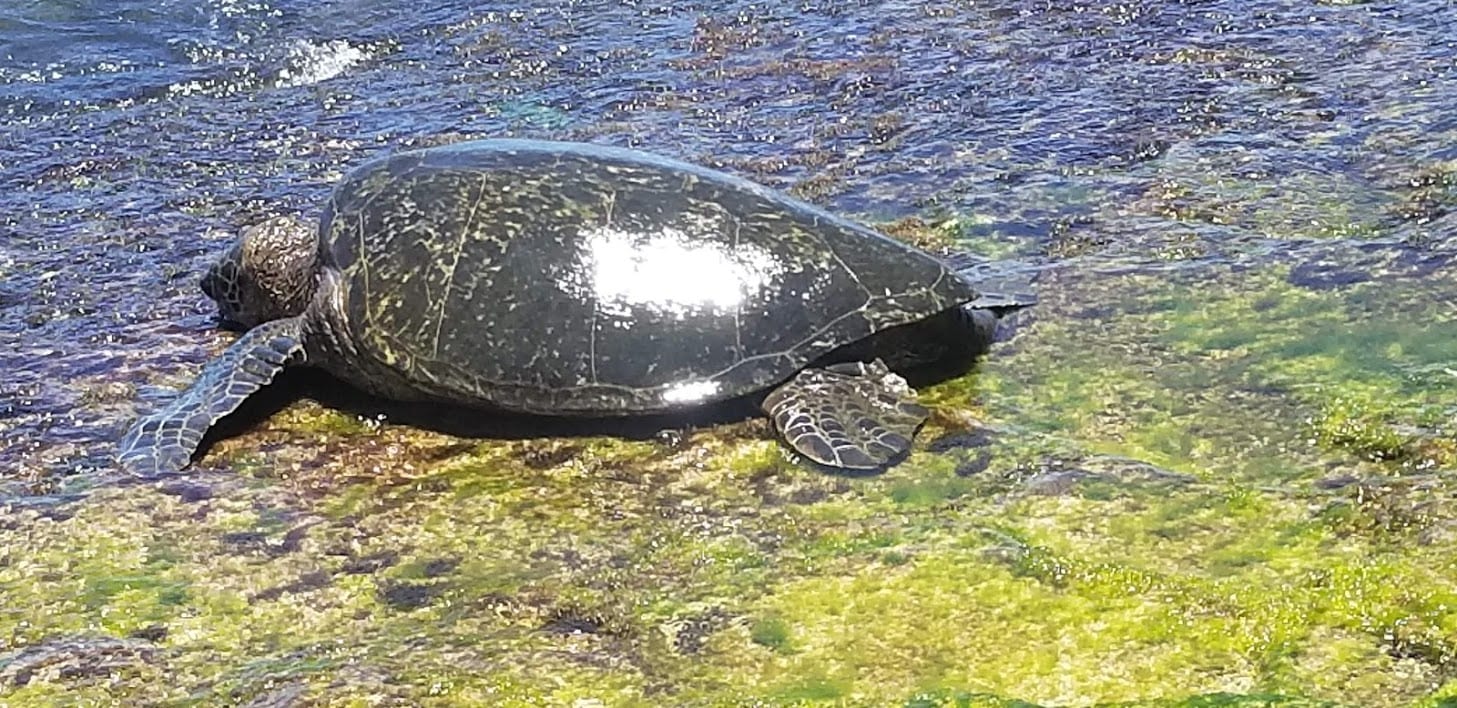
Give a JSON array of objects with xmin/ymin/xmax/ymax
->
[{"xmin": 201, "ymin": 215, "xmax": 318, "ymax": 329}]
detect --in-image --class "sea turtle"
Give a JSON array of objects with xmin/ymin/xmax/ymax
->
[{"xmin": 117, "ymin": 139, "xmax": 1034, "ymax": 475}]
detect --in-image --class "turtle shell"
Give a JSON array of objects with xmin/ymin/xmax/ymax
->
[{"xmin": 316, "ymin": 139, "xmax": 977, "ymax": 414}]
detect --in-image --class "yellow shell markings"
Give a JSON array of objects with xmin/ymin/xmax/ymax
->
[
  {"xmin": 343, "ymin": 164, "xmax": 581, "ymax": 396},
  {"xmin": 426, "ymin": 173, "xmax": 489, "ymax": 361},
  {"xmin": 347, "ymin": 170, "xmax": 470, "ymax": 374},
  {"xmin": 344, "ymin": 164, "xmax": 397, "ymax": 348}
]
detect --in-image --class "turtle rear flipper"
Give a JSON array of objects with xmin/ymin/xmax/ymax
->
[
  {"xmin": 762, "ymin": 360, "xmax": 929, "ymax": 470},
  {"xmin": 117, "ymin": 317, "xmax": 306, "ymax": 476}
]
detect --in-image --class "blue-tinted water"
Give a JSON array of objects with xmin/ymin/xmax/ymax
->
[{"xmin": 2, "ymin": 0, "xmax": 1456, "ymax": 486}]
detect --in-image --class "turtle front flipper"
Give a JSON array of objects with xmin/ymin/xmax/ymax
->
[
  {"xmin": 762, "ymin": 360, "xmax": 929, "ymax": 470},
  {"xmin": 117, "ymin": 316, "xmax": 306, "ymax": 476}
]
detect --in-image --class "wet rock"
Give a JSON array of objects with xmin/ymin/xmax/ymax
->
[
  {"xmin": 926, "ymin": 429, "xmax": 995, "ymax": 453},
  {"xmin": 0, "ymin": 635, "xmax": 159, "ymax": 687},
  {"xmin": 157, "ymin": 479, "xmax": 215, "ymax": 503},
  {"xmin": 421, "ymin": 557, "xmax": 459, "ymax": 577},
  {"xmin": 1313, "ymin": 474, "xmax": 1362, "ymax": 490},
  {"xmin": 219, "ymin": 530, "xmax": 270, "ymax": 552},
  {"xmin": 1287, "ymin": 260, "xmax": 1371, "ymax": 290},
  {"xmin": 541, "ymin": 611, "xmax": 605, "ymax": 636},
  {"xmin": 954, "ymin": 450, "xmax": 993, "ymax": 477},
  {"xmin": 1390, "ymin": 248, "xmax": 1452, "ymax": 278},
  {"xmin": 127, "ymin": 625, "xmax": 169, "ymax": 642},
  {"xmin": 76, "ymin": 381, "xmax": 137, "ymax": 406},
  {"xmin": 377, "ymin": 580, "xmax": 444, "ymax": 611},
  {"xmin": 241, "ymin": 681, "xmax": 308, "ymax": 708},
  {"xmin": 220, "ymin": 521, "xmax": 315, "ymax": 557},
  {"xmin": 787, "ymin": 486, "xmax": 830, "ymax": 505},
  {"xmin": 340, "ymin": 550, "xmax": 401, "ymax": 575},
  {"xmin": 878, "ymin": 215, "xmax": 957, "ymax": 251},
  {"xmin": 1381, "ymin": 618, "xmax": 1457, "ymax": 672},
  {"xmin": 1417, "ymin": 519, "xmax": 1457, "ymax": 547},
  {"xmin": 275, "ymin": 522, "xmax": 317, "ymax": 554},
  {"xmin": 1321, "ymin": 478, "xmax": 1457, "ymax": 540},
  {"xmin": 252, "ymin": 570, "xmax": 332, "ymax": 602},
  {"xmin": 1024, "ymin": 468, "xmax": 1095, "ymax": 496},
  {"xmin": 1087, "ymin": 457, "xmax": 1199, "ymax": 487},
  {"xmin": 673, "ymin": 607, "xmax": 733, "ymax": 655}
]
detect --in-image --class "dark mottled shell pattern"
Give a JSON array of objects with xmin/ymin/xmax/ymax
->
[{"xmin": 317, "ymin": 140, "xmax": 975, "ymax": 414}]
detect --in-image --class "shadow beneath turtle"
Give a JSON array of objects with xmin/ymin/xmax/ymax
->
[
  {"xmin": 200, "ymin": 366, "xmax": 769, "ymax": 458},
  {"xmin": 197, "ymin": 304, "xmax": 1035, "ymax": 476},
  {"xmin": 202, "ymin": 368, "xmax": 909, "ymax": 478}
]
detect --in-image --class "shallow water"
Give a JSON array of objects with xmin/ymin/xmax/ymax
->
[{"xmin": 3, "ymin": 0, "xmax": 1457, "ymax": 704}]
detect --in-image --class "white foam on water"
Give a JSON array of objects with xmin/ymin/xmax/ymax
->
[
  {"xmin": 276, "ymin": 39, "xmax": 371, "ymax": 87},
  {"xmin": 210, "ymin": 0, "xmax": 279, "ymax": 21}
]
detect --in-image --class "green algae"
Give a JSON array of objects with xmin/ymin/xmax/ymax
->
[
  {"xmin": 749, "ymin": 616, "xmax": 793, "ymax": 653},
  {"xmin": 8, "ymin": 251, "xmax": 1457, "ymax": 705}
]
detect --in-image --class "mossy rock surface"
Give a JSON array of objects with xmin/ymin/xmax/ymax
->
[{"xmin": 5, "ymin": 258, "xmax": 1457, "ymax": 706}]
